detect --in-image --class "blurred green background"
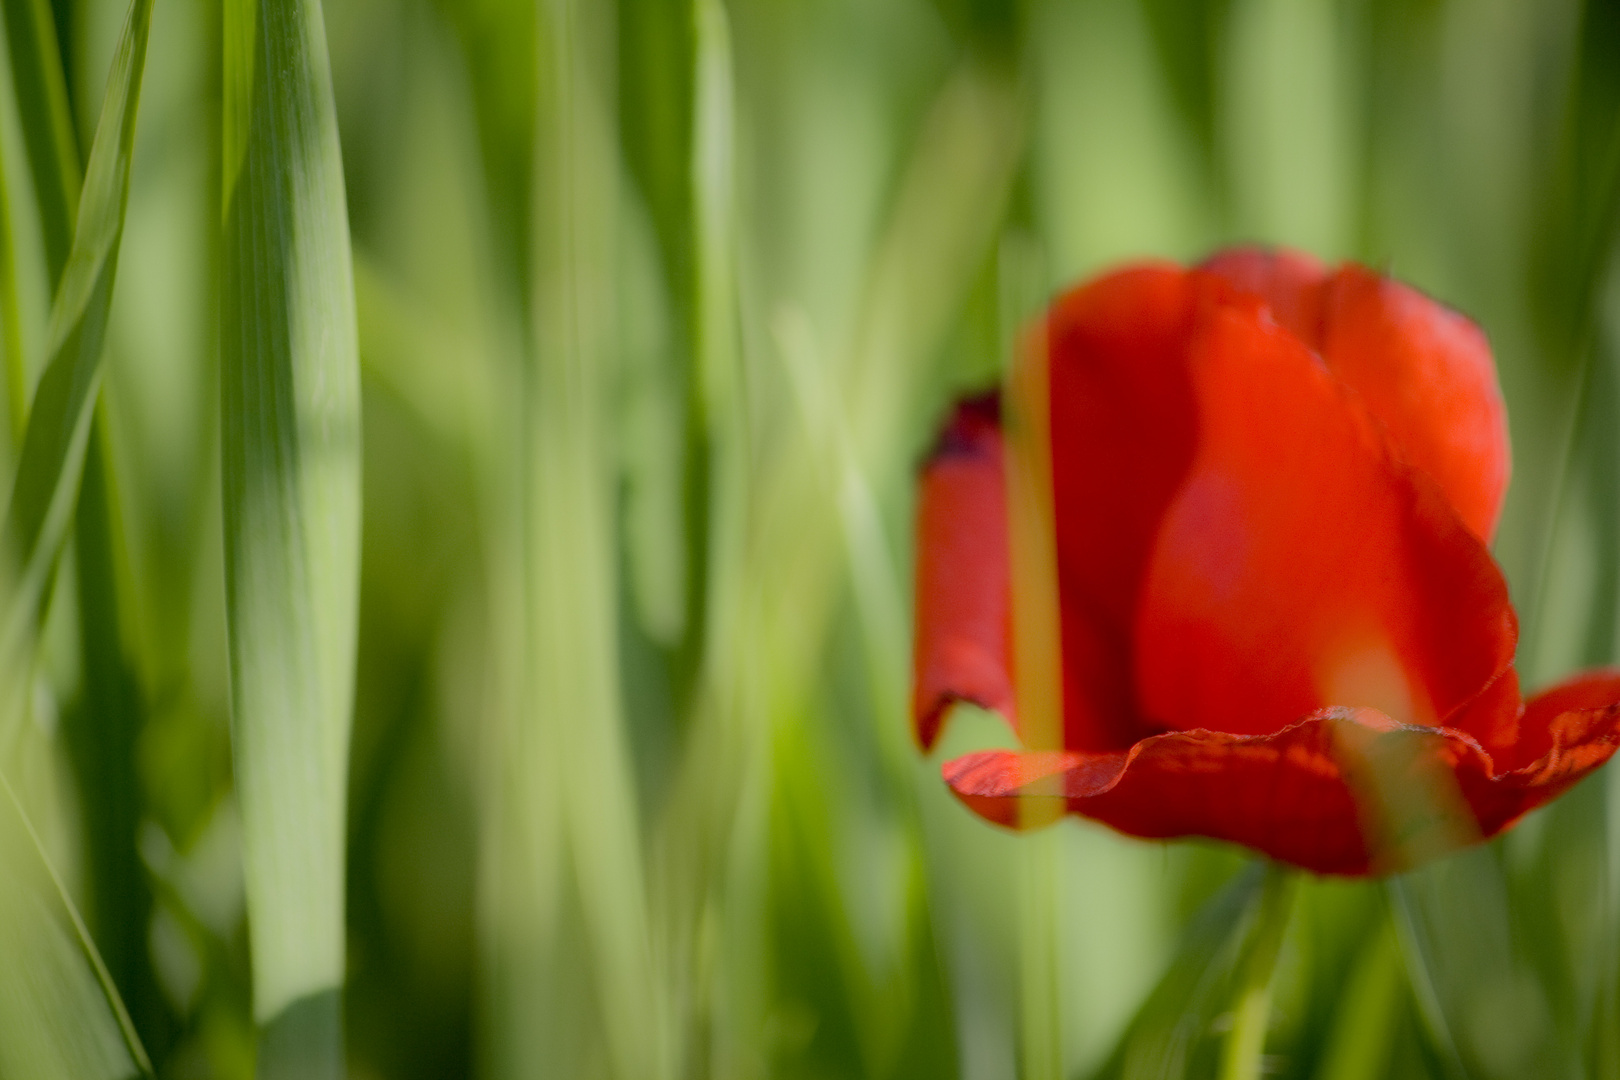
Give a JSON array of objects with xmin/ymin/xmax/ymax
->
[{"xmin": 2, "ymin": 0, "xmax": 1619, "ymax": 1076}]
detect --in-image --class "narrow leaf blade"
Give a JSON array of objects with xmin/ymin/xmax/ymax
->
[
  {"xmin": 0, "ymin": 0, "xmax": 152, "ymax": 672},
  {"xmin": 0, "ymin": 0, "xmax": 157, "ymax": 1071},
  {"xmin": 219, "ymin": 0, "xmax": 360, "ymax": 1073},
  {"xmin": 0, "ymin": 776, "xmax": 151, "ymax": 1079}
]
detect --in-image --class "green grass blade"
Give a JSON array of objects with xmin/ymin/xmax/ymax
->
[
  {"xmin": 519, "ymin": 0, "xmax": 669, "ymax": 1075},
  {"xmin": 0, "ymin": 37, "xmax": 27, "ymax": 442},
  {"xmin": 0, "ymin": 0, "xmax": 79, "ymax": 282},
  {"xmin": 1389, "ymin": 848, "xmax": 1566, "ymax": 1080},
  {"xmin": 1084, "ymin": 864, "xmax": 1263, "ymax": 1080},
  {"xmin": 219, "ymin": 0, "xmax": 359, "ymax": 1069},
  {"xmin": 0, "ymin": 0, "xmax": 156, "ymax": 1068},
  {"xmin": 0, "ymin": 0, "xmax": 151, "ymax": 673},
  {"xmin": 0, "ymin": 774, "xmax": 152, "ymax": 1079},
  {"xmin": 62, "ymin": 414, "xmax": 170, "ymax": 1053}
]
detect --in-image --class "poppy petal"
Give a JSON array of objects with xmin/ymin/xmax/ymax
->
[
  {"xmin": 941, "ymin": 714, "xmax": 1375, "ymax": 874},
  {"xmin": 1044, "ymin": 263, "xmax": 1202, "ymax": 750},
  {"xmin": 912, "ymin": 394, "xmax": 1014, "ymax": 749},
  {"xmin": 1201, "ymin": 251, "xmax": 1509, "ymax": 540},
  {"xmin": 942, "ymin": 690, "xmax": 1619, "ymax": 876},
  {"xmin": 1133, "ymin": 299, "xmax": 1517, "ymax": 737},
  {"xmin": 1315, "ymin": 266, "xmax": 1510, "ymax": 540},
  {"xmin": 1199, "ymin": 246, "xmax": 1329, "ymax": 345},
  {"xmin": 1457, "ymin": 668, "xmax": 1620, "ymax": 833},
  {"xmin": 1439, "ymin": 666, "xmax": 1523, "ymax": 758}
]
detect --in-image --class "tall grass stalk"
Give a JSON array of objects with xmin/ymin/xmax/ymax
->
[{"xmin": 218, "ymin": 0, "xmax": 359, "ymax": 1068}]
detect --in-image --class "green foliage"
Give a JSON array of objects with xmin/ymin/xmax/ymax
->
[
  {"xmin": 0, "ymin": 0, "xmax": 153, "ymax": 1065},
  {"xmin": 0, "ymin": 778, "xmax": 150, "ymax": 1079},
  {"xmin": 218, "ymin": 0, "xmax": 358, "ymax": 1074},
  {"xmin": 0, "ymin": 0, "xmax": 1617, "ymax": 1077}
]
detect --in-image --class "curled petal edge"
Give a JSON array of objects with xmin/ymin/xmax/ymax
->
[{"xmin": 942, "ymin": 683, "xmax": 1620, "ymax": 875}]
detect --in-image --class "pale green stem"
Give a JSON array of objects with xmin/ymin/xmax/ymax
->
[
  {"xmin": 1219, "ymin": 862, "xmax": 1297, "ymax": 1080},
  {"xmin": 1020, "ymin": 828, "xmax": 1062, "ymax": 1080},
  {"xmin": 0, "ymin": 156, "xmax": 24, "ymax": 445}
]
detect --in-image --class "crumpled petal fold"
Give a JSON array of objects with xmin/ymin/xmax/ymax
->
[{"xmin": 941, "ymin": 669, "xmax": 1620, "ymax": 874}]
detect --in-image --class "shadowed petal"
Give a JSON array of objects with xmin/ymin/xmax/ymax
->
[
  {"xmin": 1044, "ymin": 263, "xmax": 1202, "ymax": 751},
  {"xmin": 912, "ymin": 394, "xmax": 1014, "ymax": 749}
]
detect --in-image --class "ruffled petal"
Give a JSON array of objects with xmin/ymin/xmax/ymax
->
[
  {"xmin": 1044, "ymin": 263, "xmax": 1203, "ymax": 750},
  {"xmin": 1316, "ymin": 265, "xmax": 1510, "ymax": 540},
  {"xmin": 1458, "ymin": 668, "xmax": 1620, "ymax": 832},
  {"xmin": 942, "ymin": 714, "xmax": 1373, "ymax": 874},
  {"xmin": 1133, "ymin": 299, "xmax": 1517, "ymax": 737},
  {"xmin": 912, "ymin": 394, "xmax": 1014, "ymax": 749},
  {"xmin": 943, "ymin": 683, "xmax": 1620, "ymax": 875}
]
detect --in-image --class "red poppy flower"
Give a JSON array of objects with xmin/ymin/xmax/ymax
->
[{"xmin": 912, "ymin": 247, "xmax": 1620, "ymax": 875}]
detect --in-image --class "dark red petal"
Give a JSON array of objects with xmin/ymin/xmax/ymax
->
[
  {"xmin": 1134, "ymin": 301, "xmax": 1517, "ymax": 737},
  {"xmin": 1199, "ymin": 246, "xmax": 1329, "ymax": 345},
  {"xmin": 941, "ymin": 714, "xmax": 1375, "ymax": 874},
  {"xmin": 1458, "ymin": 668, "xmax": 1620, "ymax": 832},
  {"xmin": 1316, "ymin": 266, "xmax": 1510, "ymax": 540},
  {"xmin": 1441, "ymin": 666, "xmax": 1523, "ymax": 759},
  {"xmin": 912, "ymin": 394, "xmax": 1015, "ymax": 749},
  {"xmin": 1045, "ymin": 263, "xmax": 1202, "ymax": 750}
]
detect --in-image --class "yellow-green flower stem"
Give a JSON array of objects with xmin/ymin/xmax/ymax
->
[{"xmin": 1219, "ymin": 862, "xmax": 1298, "ymax": 1080}]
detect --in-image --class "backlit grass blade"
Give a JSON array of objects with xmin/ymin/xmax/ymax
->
[
  {"xmin": 515, "ymin": 0, "xmax": 669, "ymax": 1075},
  {"xmin": 1084, "ymin": 865, "xmax": 1263, "ymax": 1080},
  {"xmin": 0, "ymin": 0, "xmax": 155, "ymax": 1069},
  {"xmin": 1389, "ymin": 848, "xmax": 1566, "ymax": 1080},
  {"xmin": 0, "ymin": 775, "xmax": 151, "ymax": 1079},
  {"xmin": 63, "ymin": 416, "xmax": 168, "ymax": 1051},
  {"xmin": 0, "ymin": 0, "xmax": 78, "ymax": 280},
  {"xmin": 219, "ymin": 0, "xmax": 360, "ymax": 1069},
  {"xmin": 0, "ymin": 37, "xmax": 29, "ymax": 441},
  {"xmin": 0, "ymin": 0, "xmax": 149, "ymax": 673}
]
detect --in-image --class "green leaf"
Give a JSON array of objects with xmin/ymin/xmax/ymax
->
[
  {"xmin": 504, "ymin": 0, "xmax": 669, "ymax": 1076},
  {"xmin": 0, "ymin": 0, "xmax": 151, "ymax": 681},
  {"xmin": 0, "ymin": 775, "xmax": 151, "ymax": 1079},
  {"xmin": 219, "ymin": 0, "xmax": 359, "ymax": 1071},
  {"xmin": 1086, "ymin": 864, "xmax": 1263, "ymax": 1080},
  {"xmin": 0, "ymin": 0, "xmax": 79, "ymax": 282},
  {"xmin": 1389, "ymin": 847, "xmax": 1566, "ymax": 1080},
  {"xmin": 0, "ymin": 38, "xmax": 31, "ymax": 441},
  {"xmin": 63, "ymin": 415, "xmax": 170, "ymax": 1053},
  {"xmin": 0, "ymin": 0, "xmax": 156, "ymax": 1069}
]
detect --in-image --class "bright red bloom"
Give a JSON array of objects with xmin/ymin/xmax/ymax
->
[{"xmin": 912, "ymin": 247, "xmax": 1620, "ymax": 875}]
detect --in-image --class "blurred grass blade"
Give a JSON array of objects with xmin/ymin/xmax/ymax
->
[
  {"xmin": 1312, "ymin": 915, "xmax": 1404, "ymax": 1080},
  {"xmin": 429, "ymin": 0, "xmax": 535, "ymax": 296},
  {"xmin": 523, "ymin": 0, "xmax": 669, "ymax": 1075},
  {"xmin": 0, "ymin": 0, "xmax": 155, "ymax": 1068},
  {"xmin": 0, "ymin": 0, "xmax": 149, "ymax": 716},
  {"xmin": 1084, "ymin": 864, "xmax": 1262, "ymax": 1080},
  {"xmin": 220, "ymin": 0, "xmax": 360, "ymax": 1068},
  {"xmin": 0, "ymin": 775, "xmax": 151, "ymax": 1078},
  {"xmin": 0, "ymin": 0, "xmax": 79, "ymax": 281},
  {"xmin": 0, "ymin": 35, "xmax": 28, "ymax": 440},
  {"xmin": 64, "ymin": 416, "xmax": 168, "ymax": 1052},
  {"xmin": 1389, "ymin": 848, "xmax": 1565, "ymax": 1080}
]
